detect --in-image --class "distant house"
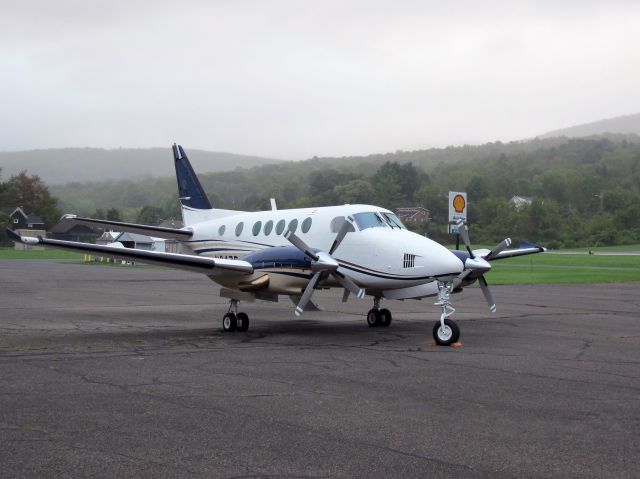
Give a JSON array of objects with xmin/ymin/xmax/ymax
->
[
  {"xmin": 159, "ymin": 219, "xmax": 184, "ymax": 253},
  {"xmin": 114, "ymin": 232, "xmax": 166, "ymax": 252},
  {"xmin": 510, "ymin": 196, "xmax": 533, "ymax": 209},
  {"xmin": 49, "ymin": 220, "xmax": 98, "ymax": 243},
  {"xmin": 2, "ymin": 206, "xmax": 44, "ymax": 230},
  {"xmin": 395, "ymin": 207, "xmax": 430, "ymax": 225},
  {"xmin": 96, "ymin": 231, "xmax": 120, "ymax": 246}
]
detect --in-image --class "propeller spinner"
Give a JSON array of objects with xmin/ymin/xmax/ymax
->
[{"xmin": 455, "ymin": 220, "xmax": 511, "ymax": 313}]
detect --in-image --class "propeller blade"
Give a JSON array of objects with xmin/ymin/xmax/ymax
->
[
  {"xmin": 329, "ymin": 217, "xmax": 354, "ymax": 255},
  {"xmin": 342, "ymin": 289, "xmax": 350, "ymax": 303},
  {"xmin": 456, "ymin": 220, "xmax": 474, "ymax": 259},
  {"xmin": 332, "ymin": 270, "xmax": 365, "ymax": 298},
  {"xmin": 295, "ymin": 272, "xmax": 323, "ymax": 316},
  {"xmin": 478, "ymin": 275, "xmax": 497, "ymax": 312},
  {"xmin": 452, "ymin": 269, "xmax": 473, "ymax": 288},
  {"xmin": 285, "ymin": 230, "xmax": 319, "ymax": 262},
  {"xmin": 484, "ymin": 238, "xmax": 512, "ymax": 261}
]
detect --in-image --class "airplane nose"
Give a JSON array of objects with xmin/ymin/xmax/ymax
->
[
  {"xmin": 440, "ymin": 250, "xmax": 464, "ymax": 275},
  {"xmin": 420, "ymin": 243, "xmax": 464, "ymax": 276}
]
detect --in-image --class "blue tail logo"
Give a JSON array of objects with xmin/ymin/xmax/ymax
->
[{"xmin": 172, "ymin": 144, "xmax": 212, "ymax": 210}]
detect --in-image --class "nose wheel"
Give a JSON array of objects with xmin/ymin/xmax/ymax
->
[
  {"xmin": 433, "ymin": 318, "xmax": 460, "ymax": 346},
  {"xmin": 222, "ymin": 300, "xmax": 250, "ymax": 332}
]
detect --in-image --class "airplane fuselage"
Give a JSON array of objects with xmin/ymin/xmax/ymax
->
[{"xmin": 179, "ymin": 204, "xmax": 464, "ymax": 295}]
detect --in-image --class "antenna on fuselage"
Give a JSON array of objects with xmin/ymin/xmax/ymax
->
[{"xmin": 270, "ymin": 198, "xmax": 277, "ymax": 211}]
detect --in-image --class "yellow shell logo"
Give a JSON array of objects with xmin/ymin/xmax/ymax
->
[{"xmin": 453, "ymin": 194, "xmax": 466, "ymax": 213}]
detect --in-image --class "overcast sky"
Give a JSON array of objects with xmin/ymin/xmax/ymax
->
[{"xmin": 2, "ymin": 1, "xmax": 639, "ymax": 159}]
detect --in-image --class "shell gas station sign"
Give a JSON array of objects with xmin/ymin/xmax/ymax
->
[{"xmin": 448, "ymin": 191, "xmax": 467, "ymax": 234}]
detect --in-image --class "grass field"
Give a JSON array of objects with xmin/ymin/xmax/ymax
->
[
  {"xmin": 1, "ymin": 246, "xmax": 639, "ymax": 285},
  {"xmin": 0, "ymin": 247, "xmax": 83, "ymax": 261},
  {"xmin": 489, "ymin": 252, "xmax": 640, "ymax": 284}
]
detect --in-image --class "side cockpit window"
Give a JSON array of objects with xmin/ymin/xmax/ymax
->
[
  {"xmin": 330, "ymin": 216, "xmax": 356, "ymax": 233},
  {"xmin": 381, "ymin": 212, "xmax": 406, "ymax": 229},
  {"xmin": 353, "ymin": 212, "xmax": 388, "ymax": 230}
]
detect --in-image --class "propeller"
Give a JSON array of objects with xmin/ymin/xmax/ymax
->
[
  {"xmin": 455, "ymin": 220, "xmax": 511, "ymax": 313},
  {"xmin": 285, "ymin": 217, "xmax": 364, "ymax": 316}
]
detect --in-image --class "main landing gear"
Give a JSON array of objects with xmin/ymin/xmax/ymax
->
[
  {"xmin": 367, "ymin": 297, "xmax": 392, "ymax": 327},
  {"xmin": 432, "ymin": 280, "xmax": 460, "ymax": 346},
  {"xmin": 222, "ymin": 300, "xmax": 250, "ymax": 333}
]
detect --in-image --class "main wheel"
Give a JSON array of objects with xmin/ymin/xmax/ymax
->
[
  {"xmin": 433, "ymin": 318, "xmax": 460, "ymax": 346},
  {"xmin": 367, "ymin": 308, "xmax": 381, "ymax": 327},
  {"xmin": 222, "ymin": 313, "xmax": 237, "ymax": 332},
  {"xmin": 237, "ymin": 312, "xmax": 250, "ymax": 332},
  {"xmin": 379, "ymin": 308, "xmax": 392, "ymax": 327}
]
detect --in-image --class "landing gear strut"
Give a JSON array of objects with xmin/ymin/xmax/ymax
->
[
  {"xmin": 367, "ymin": 297, "xmax": 392, "ymax": 327},
  {"xmin": 222, "ymin": 300, "xmax": 250, "ymax": 332},
  {"xmin": 433, "ymin": 281, "xmax": 460, "ymax": 346}
]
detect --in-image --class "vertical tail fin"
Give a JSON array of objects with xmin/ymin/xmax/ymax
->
[{"xmin": 173, "ymin": 144, "xmax": 212, "ymax": 210}]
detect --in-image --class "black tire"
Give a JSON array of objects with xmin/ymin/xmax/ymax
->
[
  {"xmin": 367, "ymin": 308, "xmax": 381, "ymax": 327},
  {"xmin": 379, "ymin": 308, "xmax": 392, "ymax": 327},
  {"xmin": 433, "ymin": 318, "xmax": 460, "ymax": 346},
  {"xmin": 222, "ymin": 313, "xmax": 237, "ymax": 332},
  {"xmin": 237, "ymin": 312, "xmax": 249, "ymax": 332}
]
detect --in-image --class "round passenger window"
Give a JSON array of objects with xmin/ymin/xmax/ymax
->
[
  {"xmin": 301, "ymin": 217, "xmax": 312, "ymax": 233},
  {"xmin": 264, "ymin": 220, "xmax": 273, "ymax": 235},
  {"xmin": 218, "ymin": 225, "xmax": 225, "ymax": 236},
  {"xmin": 235, "ymin": 222, "xmax": 244, "ymax": 236},
  {"xmin": 252, "ymin": 221, "xmax": 262, "ymax": 236},
  {"xmin": 288, "ymin": 219, "xmax": 298, "ymax": 234},
  {"xmin": 275, "ymin": 219, "xmax": 286, "ymax": 235}
]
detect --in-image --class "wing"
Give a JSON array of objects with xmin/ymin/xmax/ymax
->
[
  {"xmin": 57, "ymin": 214, "xmax": 192, "ymax": 240},
  {"xmin": 7, "ymin": 229, "xmax": 252, "ymax": 276},
  {"xmin": 490, "ymin": 242, "xmax": 546, "ymax": 260},
  {"xmin": 472, "ymin": 242, "xmax": 545, "ymax": 261}
]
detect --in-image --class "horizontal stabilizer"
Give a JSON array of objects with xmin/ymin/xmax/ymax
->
[
  {"xmin": 58, "ymin": 215, "xmax": 192, "ymax": 240},
  {"xmin": 6, "ymin": 229, "xmax": 251, "ymax": 276}
]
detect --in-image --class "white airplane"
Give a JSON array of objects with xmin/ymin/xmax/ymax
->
[{"xmin": 7, "ymin": 144, "xmax": 544, "ymax": 345}]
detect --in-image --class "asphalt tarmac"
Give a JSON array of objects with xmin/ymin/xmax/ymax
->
[{"xmin": 1, "ymin": 259, "xmax": 639, "ymax": 478}]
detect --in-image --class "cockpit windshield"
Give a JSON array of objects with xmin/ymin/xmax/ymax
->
[
  {"xmin": 353, "ymin": 212, "xmax": 388, "ymax": 230},
  {"xmin": 381, "ymin": 212, "xmax": 406, "ymax": 229}
]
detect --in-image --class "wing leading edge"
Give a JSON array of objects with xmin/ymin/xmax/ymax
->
[
  {"xmin": 6, "ymin": 229, "xmax": 252, "ymax": 276},
  {"xmin": 472, "ymin": 242, "xmax": 546, "ymax": 261}
]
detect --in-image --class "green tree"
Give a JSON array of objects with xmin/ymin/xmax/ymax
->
[
  {"xmin": 135, "ymin": 206, "xmax": 163, "ymax": 225},
  {"xmin": 371, "ymin": 162, "xmax": 426, "ymax": 208},
  {"xmin": 0, "ymin": 211, "xmax": 9, "ymax": 245},
  {"xmin": 333, "ymin": 179, "xmax": 374, "ymax": 204},
  {"xmin": 106, "ymin": 208, "xmax": 121, "ymax": 222},
  {"xmin": 0, "ymin": 171, "xmax": 61, "ymax": 227}
]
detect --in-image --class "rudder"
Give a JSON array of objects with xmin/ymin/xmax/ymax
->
[{"xmin": 173, "ymin": 144, "xmax": 213, "ymax": 210}]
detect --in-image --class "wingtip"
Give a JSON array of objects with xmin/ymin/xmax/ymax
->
[{"xmin": 6, "ymin": 229, "xmax": 40, "ymax": 245}]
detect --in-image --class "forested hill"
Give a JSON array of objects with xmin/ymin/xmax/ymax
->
[
  {"xmin": 539, "ymin": 113, "xmax": 640, "ymax": 139},
  {"xmin": 49, "ymin": 136, "xmax": 640, "ymax": 248},
  {"xmin": 0, "ymin": 148, "xmax": 281, "ymax": 184}
]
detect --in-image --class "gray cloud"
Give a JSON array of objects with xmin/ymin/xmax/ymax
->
[{"xmin": 1, "ymin": 0, "xmax": 639, "ymax": 158}]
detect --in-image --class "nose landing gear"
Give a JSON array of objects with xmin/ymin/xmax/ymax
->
[{"xmin": 433, "ymin": 281, "xmax": 460, "ymax": 346}]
